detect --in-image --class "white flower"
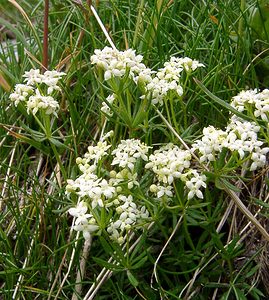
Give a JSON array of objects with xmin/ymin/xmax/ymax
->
[
  {"xmin": 191, "ymin": 126, "xmax": 227, "ymax": 162},
  {"xmin": 145, "ymin": 57, "xmax": 184, "ymax": 105},
  {"xmin": 68, "ymin": 201, "xmax": 89, "ymax": 217},
  {"xmin": 101, "ymin": 94, "xmax": 115, "ymax": 117},
  {"xmin": 111, "ymin": 139, "xmax": 150, "ymax": 171},
  {"xmin": 254, "ymin": 89, "xmax": 269, "ymax": 121},
  {"xmin": 43, "ymin": 70, "xmax": 66, "ymax": 94},
  {"xmin": 231, "ymin": 89, "xmax": 269, "ymax": 121},
  {"xmin": 250, "ymin": 147, "xmax": 269, "ymax": 171},
  {"xmin": 181, "ymin": 170, "xmax": 207, "ymax": 200},
  {"xmin": 74, "ymin": 222, "xmax": 99, "ymax": 240},
  {"xmin": 171, "ymin": 56, "xmax": 205, "ymax": 72},
  {"xmin": 91, "ymin": 47, "xmax": 152, "ymax": 84},
  {"xmin": 100, "ymin": 130, "xmax": 114, "ymax": 142},
  {"xmin": 107, "ymin": 194, "xmax": 150, "ymax": 243},
  {"xmin": 10, "ymin": 69, "xmax": 65, "ymax": 116},
  {"xmin": 27, "ymin": 89, "xmax": 59, "ymax": 115},
  {"xmin": 224, "ymin": 116, "xmax": 262, "ymax": 159},
  {"xmin": 9, "ymin": 84, "xmax": 34, "ymax": 106},
  {"xmin": 84, "ymin": 141, "xmax": 111, "ymax": 163},
  {"xmin": 68, "ymin": 201, "xmax": 99, "ymax": 240},
  {"xmin": 145, "ymin": 143, "xmax": 191, "ymax": 184},
  {"xmin": 23, "ymin": 69, "xmax": 43, "ymax": 85},
  {"xmin": 109, "ymin": 168, "xmax": 139, "ymax": 189},
  {"xmin": 150, "ymin": 184, "xmax": 174, "ymax": 198}
]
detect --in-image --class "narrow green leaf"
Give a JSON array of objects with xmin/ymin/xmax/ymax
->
[
  {"xmin": 127, "ymin": 270, "xmax": 139, "ymax": 287},
  {"xmin": 194, "ymin": 78, "xmax": 252, "ymax": 121},
  {"xmin": 130, "ymin": 255, "xmax": 148, "ymax": 270},
  {"xmin": 233, "ymin": 286, "xmax": 247, "ymax": 300},
  {"xmin": 99, "ymin": 236, "xmax": 125, "ymax": 264},
  {"xmin": 215, "ymin": 177, "xmax": 241, "ymax": 193},
  {"xmin": 93, "ymin": 257, "xmax": 124, "ymax": 272},
  {"xmin": 49, "ymin": 137, "xmax": 70, "ymax": 150}
]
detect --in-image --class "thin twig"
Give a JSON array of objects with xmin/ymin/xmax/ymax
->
[
  {"xmin": 90, "ymin": 5, "xmax": 116, "ymax": 50},
  {"xmin": 151, "ymin": 214, "xmax": 184, "ymax": 297}
]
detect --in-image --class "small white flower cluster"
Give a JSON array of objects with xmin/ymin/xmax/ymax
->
[
  {"xmin": 180, "ymin": 170, "xmax": 207, "ymax": 200},
  {"xmin": 9, "ymin": 69, "xmax": 65, "ymax": 116},
  {"xmin": 67, "ymin": 138, "xmax": 151, "ymax": 244},
  {"xmin": 91, "ymin": 47, "xmax": 204, "ymax": 107},
  {"xmin": 111, "ymin": 139, "xmax": 150, "ymax": 171},
  {"xmin": 144, "ymin": 57, "xmax": 204, "ymax": 105},
  {"xmin": 225, "ymin": 116, "xmax": 269, "ymax": 171},
  {"xmin": 145, "ymin": 61, "xmax": 183, "ymax": 106},
  {"xmin": 68, "ymin": 201, "xmax": 99, "ymax": 240},
  {"xmin": 173, "ymin": 57, "xmax": 205, "ymax": 73},
  {"xmin": 191, "ymin": 126, "xmax": 227, "ymax": 162},
  {"xmin": 107, "ymin": 195, "xmax": 149, "ymax": 244},
  {"xmin": 231, "ymin": 88, "xmax": 269, "ymax": 121},
  {"xmin": 146, "ymin": 143, "xmax": 192, "ymax": 184},
  {"xmin": 192, "ymin": 116, "xmax": 269, "ymax": 171},
  {"xmin": 101, "ymin": 94, "xmax": 115, "ymax": 117},
  {"xmin": 91, "ymin": 47, "xmax": 152, "ymax": 83},
  {"xmin": 145, "ymin": 143, "xmax": 206, "ymax": 200}
]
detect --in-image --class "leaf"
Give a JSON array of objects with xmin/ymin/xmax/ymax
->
[
  {"xmin": 127, "ymin": 270, "xmax": 139, "ymax": 287},
  {"xmin": 249, "ymin": 287, "xmax": 265, "ymax": 300},
  {"xmin": 93, "ymin": 257, "xmax": 124, "ymax": 272},
  {"xmin": 99, "ymin": 236, "xmax": 125, "ymax": 265},
  {"xmin": 233, "ymin": 286, "xmax": 247, "ymax": 300},
  {"xmin": 49, "ymin": 137, "xmax": 70, "ymax": 150},
  {"xmin": 215, "ymin": 177, "xmax": 241, "ymax": 193},
  {"xmin": 20, "ymin": 123, "xmax": 46, "ymax": 141},
  {"xmin": 220, "ymin": 290, "xmax": 232, "ymax": 300},
  {"xmin": 194, "ymin": 78, "xmax": 252, "ymax": 122},
  {"xmin": 1, "ymin": 124, "xmax": 50, "ymax": 154},
  {"xmin": 0, "ymin": 71, "xmax": 11, "ymax": 92},
  {"xmin": 245, "ymin": 264, "xmax": 259, "ymax": 278},
  {"xmin": 254, "ymin": 198, "xmax": 269, "ymax": 208},
  {"xmin": 130, "ymin": 255, "xmax": 148, "ymax": 270}
]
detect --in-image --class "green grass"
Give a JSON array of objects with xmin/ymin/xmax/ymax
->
[{"xmin": 1, "ymin": 0, "xmax": 269, "ymax": 299}]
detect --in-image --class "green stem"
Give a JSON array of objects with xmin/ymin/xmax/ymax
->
[
  {"xmin": 181, "ymin": 73, "xmax": 190, "ymax": 129},
  {"xmin": 33, "ymin": 114, "xmax": 47, "ymax": 134},
  {"xmin": 41, "ymin": 113, "xmax": 67, "ymax": 181},
  {"xmin": 164, "ymin": 99, "xmax": 173, "ymax": 136},
  {"xmin": 169, "ymin": 97, "xmax": 180, "ymax": 134}
]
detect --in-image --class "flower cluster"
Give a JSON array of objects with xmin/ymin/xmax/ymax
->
[
  {"xmin": 191, "ymin": 126, "xmax": 227, "ymax": 162},
  {"xmin": 180, "ymin": 170, "xmax": 207, "ymax": 200},
  {"xmin": 192, "ymin": 115, "xmax": 269, "ymax": 171},
  {"xmin": 67, "ymin": 138, "xmax": 151, "ymax": 244},
  {"xmin": 91, "ymin": 47, "xmax": 204, "ymax": 107},
  {"xmin": 107, "ymin": 195, "xmax": 149, "ymax": 244},
  {"xmin": 9, "ymin": 69, "xmax": 65, "ymax": 116},
  {"xmin": 231, "ymin": 88, "xmax": 269, "ymax": 121},
  {"xmin": 101, "ymin": 94, "xmax": 115, "ymax": 117},
  {"xmin": 146, "ymin": 143, "xmax": 206, "ymax": 200},
  {"xmin": 144, "ymin": 57, "xmax": 204, "ymax": 105},
  {"xmin": 111, "ymin": 139, "xmax": 150, "ymax": 171},
  {"xmin": 91, "ymin": 47, "xmax": 152, "ymax": 83},
  {"xmin": 68, "ymin": 201, "xmax": 99, "ymax": 240}
]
